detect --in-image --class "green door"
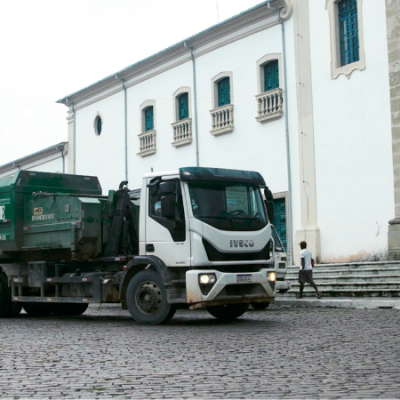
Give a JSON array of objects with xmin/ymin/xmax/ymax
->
[{"xmin": 273, "ymin": 198, "xmax": 287, "ymax": 251}]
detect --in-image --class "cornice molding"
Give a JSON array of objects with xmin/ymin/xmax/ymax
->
[
  {"xmin": 58, "ymin": 2, "xmax": 293, "ymax": 110},
  {"xmin": 0, "ymin": 142, "xmax": 67, "ymax": 174}
]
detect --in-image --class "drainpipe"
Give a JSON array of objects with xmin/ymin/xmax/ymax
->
[
  {"xmin": 266, "ymin": 0, "xmax": 294, "ymax": 265},
  {"xmin": 115, "ymin": 75, "xmax": 128, "ymax": 181},
  {"xmin": 184, "ymin": 41, "xmax": 200, "ymax": 167},
  {"xmin": 58, "ymin": 144, "xmax": 65, "ymax": 173},
  {"xmin": 71, "ymin": 103, "xmax": 76, "ymax": 174}
]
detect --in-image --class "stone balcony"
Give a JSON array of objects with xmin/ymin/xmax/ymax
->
[
  {"xmin": 138, "ymin": 130, "xmax": 156, "ymax": 157},
  {"xmin": 210, "ymin": 104, "xmax": 234, "ymax": 136},
  {"xmin": 256, "ymin": 88, "xmax": 283, "ymax": 123},
  {"xmin": 171, "ymin": 118, "xmax": 192, "ymax": 147}
]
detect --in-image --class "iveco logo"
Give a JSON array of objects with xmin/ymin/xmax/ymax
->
[{"xmin": 230, "ymin": 240, "xmax": 255, "ymax": 248}]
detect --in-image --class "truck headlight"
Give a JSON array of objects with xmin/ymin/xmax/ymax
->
[
  {"xmin": 268, "ymin": 272, "xmax": 276, "ymax": 282},
  {"xmin": 198, "ymin": 273, "xmax": 217, "ymax": 295},
  {"xmin": 199, "ymin": 274, "xmax": 216, "ymax": 284}
]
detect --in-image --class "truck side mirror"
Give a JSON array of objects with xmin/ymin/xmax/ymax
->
[
  {"xmin": 266, "ymin": 200, "xmax": 274, "ymax": 223},
  {"xmin": 161, "ymin": 195, "xmax": 176, "ymax": 219},
  {"xmin": 159, "ymin": 182, "xmax": 176, "ymax": 194},
  {"xmin": 264, "ymin": 187, "xmax": 273, "ymax": 201}
]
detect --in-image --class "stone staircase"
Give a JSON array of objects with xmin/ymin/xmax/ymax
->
[{"xmin": 279, "ymin": 261, "xmax": 400, "ymax": 298}]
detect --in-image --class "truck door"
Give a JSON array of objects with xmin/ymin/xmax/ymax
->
[{"xmin": 145, "ymin": 177, "xmax": 191, "ymax": 267}]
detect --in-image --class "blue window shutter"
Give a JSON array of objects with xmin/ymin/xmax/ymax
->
[
  {"xmin": 218, "ymin": 78, "xmax": 230, "ymax": 107},
  {"xmin": 145, "ymin": 107, "xmax": 154, "ymax": 131},
  {"xmin": 264, "ymin": 60, "xmax": 279, "ymax": 92},
  {"xmin": 178, "ymin": 93, "xmax": 188, "ymax": 120},
  {"xmin": 339, "ymin": 0, "xmax": 359, "ymax": 66}
]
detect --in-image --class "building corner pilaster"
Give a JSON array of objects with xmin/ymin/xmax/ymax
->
[
  {"xmin": 292, "ymin": 0, "xmax": 321, "ymax": 264},
  {"xmin": 386, "ymin": 0, "xmax": 400, "ymax": 260}
]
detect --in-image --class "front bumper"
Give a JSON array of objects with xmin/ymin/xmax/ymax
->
[
  {"xmin": 186, "ymin": 269, "xmax": 275, "ymax": 309},
  {"xmin": 276, "ymin": 280, "xmax": 291, "ymax": 293}
]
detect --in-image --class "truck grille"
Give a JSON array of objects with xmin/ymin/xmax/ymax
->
[{"xmin": 202, "ymin": 238, "xmax": 270, "ymax": 262}]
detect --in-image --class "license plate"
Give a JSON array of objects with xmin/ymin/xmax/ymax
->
[{"xmin": 236, "ymin": 274, "xmax": 253, "ymax": 283}]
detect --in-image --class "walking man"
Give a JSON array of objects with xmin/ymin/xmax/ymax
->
[{"xmin": 297, "ymin": 241, "xmax": 322, "ymax": 299}]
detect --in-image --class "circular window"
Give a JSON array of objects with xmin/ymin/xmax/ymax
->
[{"xmin": 94, "ymin": 115, "xmax": 102, "ymax": 136}]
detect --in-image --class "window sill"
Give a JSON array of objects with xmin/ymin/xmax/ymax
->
[
  {"xmin": 210, "ymin": 104, "xmax": 234, "ymax": 136},
  {"xmin": 171, "ymin": 118, "xmax": 192, "ymax": 147},
  {"xmin": 255, "ymin": 89, "xmax": 283, "ymax": 123},
  {"xmin": 138, "ymin": 130, "xmax": 156, "ymax": 157}
]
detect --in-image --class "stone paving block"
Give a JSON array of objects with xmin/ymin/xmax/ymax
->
[{"xmin": 1, "ymin": 307, "xmax": 399, "ymax": 398}]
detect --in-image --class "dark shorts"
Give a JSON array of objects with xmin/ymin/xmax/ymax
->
[{"xmin": 299, "ymin": 270, "xmax": 315, "ymax": 285}]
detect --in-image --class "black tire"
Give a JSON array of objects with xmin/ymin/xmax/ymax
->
[
  {"xmin": 22, "ymin": 302, "xmax": 54, "ymax": 316},
  {"xmin": 52, "ymin": 303, "xmax": 89, "ymax": 316},
  {"xmin": 251, "ymin": 302, "xmax": 270, "ymax": 310},
  {"xmin": 206, "ymin": 303, "xmax": 249, "ymax": 320},
  {"xmin": 126, "ymin": 270, "xmax": 176, "ymax": 325},
  {"xmin": 0, "ymin": 272, "xmax": 22, "ymax": 317}
]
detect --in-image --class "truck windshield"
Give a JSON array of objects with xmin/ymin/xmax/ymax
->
[{"xmin": 188, "ymin": 182, "xmax": 267, "ymax": 231}]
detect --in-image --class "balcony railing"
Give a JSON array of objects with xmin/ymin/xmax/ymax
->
[
  {"xmin": 171, "ymin": 118, "xmax": 192, "ymax": 147},
  {"xmin": 256, "ymin": 88, "xmax": 283, "ymax": 123},
  {"xmin": 210, "ymin": 104, "xmax": 234, "ymax": 136},
  {"xmin": 138, "ymin": 130, "xmax": 156, "ymax": 157}
]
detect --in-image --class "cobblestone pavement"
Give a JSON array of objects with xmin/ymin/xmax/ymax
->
[{"xmin": 1, "ymin": 304, "xmax": 400, "ymax": 399}]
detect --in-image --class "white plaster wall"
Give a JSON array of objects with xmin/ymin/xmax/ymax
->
[
  {"xmin": 0, "ymin": 156, "xmax": 64, "ymax": 179},
  {"xmin": 116, "ymin": 24, "xmax": 295, "ymax": 198},
  {"xmin": 309, "ymin": 2, "xmax": 394, "ymax": 260},
  {"xmin": 126, "ymin": 61, "xmax": 197, "ymax": 189},
  {"xmin": 71, "ymin": 18, "xmax": 300, "ymax": 256},
  {"xmin": 75, "ymin": 92, "xmax": 126, "ymax": 193},
  {"xmin": 194, "ymin": 25, "xmax": 288, "ymax": 193},
  {"xmin": 124, "ymin": 24, "xmax": 292, "ymax": 195},
  {"xmin": 28, "ymin": 157, "xmax": 64, "ymax": 174}
]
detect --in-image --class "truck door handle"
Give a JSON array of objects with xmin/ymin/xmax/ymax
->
[{"xmin": 146, "ymin": 244, "xmax": 155, "ymax": 252}]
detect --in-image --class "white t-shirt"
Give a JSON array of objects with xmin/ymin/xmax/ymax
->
[{"xmin": 300, "ymin": 248, "xmax": 313, "ymax": 270}]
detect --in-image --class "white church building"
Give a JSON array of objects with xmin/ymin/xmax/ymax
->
[{"xmin": 7, "ymin": 0, "xmax": 398, "ymax": 265}]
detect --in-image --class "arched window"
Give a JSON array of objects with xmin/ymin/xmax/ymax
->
[
  {"xmin": 326, "ymin": 0, "xmax": 365, "ymax": 79},
  {"xmin": 139, "ymin": 100, "xmax": 156, "ymax": 157}
]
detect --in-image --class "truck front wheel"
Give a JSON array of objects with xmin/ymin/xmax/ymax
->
[
  {"xmin": 206, "ymin": 303, "xmax": 249, "ymax": 320},
  {"xmin": 126, "ymin": 270, "xmax": 176, "ymax": 325},
  {"xmin": 251, "ymin": 302, "xmax": 270, "ymax": 310},
  {"xmin": 0, "ymin": 272, "xmax": 22, "ymax": 317}
]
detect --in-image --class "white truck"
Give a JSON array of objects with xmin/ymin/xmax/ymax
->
[{"xmin": 0, "ymin": 167, "xmax": 277, "ymax": 325}]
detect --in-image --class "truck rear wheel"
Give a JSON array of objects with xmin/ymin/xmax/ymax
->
[
  {"xmin": 206, "ymin": 303, "xmax": 249, "ymax": 320},
  {"xmin": 0, "ymin": 272, "xmax": 22, "ymax": 317},
  {"xmin": 251, "ymin": 302, "xmax": 270, "ymax": 310},
  {"xmin": 126, "ymin": 270, "xmax": 176, "ymax": 325},
  {"xmin": 52, "ymin": 303, "xmax": 89, "ymax": 316}
]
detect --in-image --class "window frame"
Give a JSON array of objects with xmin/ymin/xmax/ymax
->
[
  {"xmin": 93, "ymin": 113, "xmax": 103, "ymax": 136},
  {"xmin": 211, "ymin": 72, "xmax": 234, "ymax": 109},
  {"xmin": 256, "ymin": 54, "xmax": 283, "ymax": 95},
  {"xmin": 138, "ymin": 100, "xmax": 157, "ymax": 157},
  {"xmin": 140, "ymin": 100, "xmax": 156, "ymax": 133},
  {"xmin": 326, "ymin": 0, "xmax": 365, "ymax": 79},
  {"xmin": 172, "ymin": 86, "xmax": 192, "ymax": 122}
]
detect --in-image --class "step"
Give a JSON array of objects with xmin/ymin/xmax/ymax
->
[{"xmin": 285, "ymin": 276, "xmax": 400, "ymax": 284}]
